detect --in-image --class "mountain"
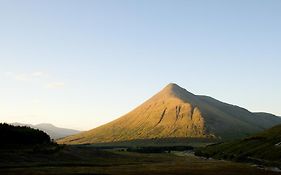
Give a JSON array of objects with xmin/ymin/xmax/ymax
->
[
  {"xmin": 195, "ymin": 124, "xmax": 281, "ymax": 166},
  {"xmin": 11, "ymin": 123, "xmax": 81, "ymax": 140},
  {"xmin": 253, "ymin": 112, "xmax": 281, "ymax": 126},
  {"xmin": 58, "ymin": 83, "xmax": 281, "ymax": 144}
]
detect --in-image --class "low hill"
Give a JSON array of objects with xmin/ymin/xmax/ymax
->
[
  {"xmin": 0, "ymin": 123, "xmax": 51, "ymax": 146},
  {"xmin": 12, "ymin": 123, "xmax": 81, "ymax": 139},
  {"xmin": 58, "ymin": 83, "xmax": 281, "ymax": 144},
  {"xmin": 196, "ymin": 124, "xmax": 281, "ymax": 166}
]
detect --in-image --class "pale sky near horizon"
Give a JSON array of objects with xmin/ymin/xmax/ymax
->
[{"xmin": 0, "ymin": 0, "xmax": 281, "ymax": 130}]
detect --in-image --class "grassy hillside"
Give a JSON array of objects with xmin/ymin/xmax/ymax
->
[
  {"xmin": 195, "ymin": 124, "xmax": 281, "ymax": 167},
  {"xmin": 196, "ymin": 96, "xmax": 281, "ymax": 139},
  {"xmin": 58, "ymin": 83, "xmax": 281, "ymax": 144}
]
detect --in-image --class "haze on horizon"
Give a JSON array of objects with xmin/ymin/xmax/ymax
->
[{"xmin": 0, "ymin": 0, "xmax": 281, "ymax": 130}]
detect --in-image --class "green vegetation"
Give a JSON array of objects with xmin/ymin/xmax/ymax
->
[
  {"xmin": 0, "ymin": 145, "xmax": 278, "ymax": 175},
  {"xmin": 195, "ymin": 124, "xmax": 281, "ymax": 167},
  {"xmin": 0, "ymin": 123, "xmax": 51, "ymax": 146},
  {"xmin": 86, "ymin": 137, "xmax": 216, "ymax": 148},
  {"xmin": 127, "ymin": 146, "xmax": 193, "ymax": 153}
]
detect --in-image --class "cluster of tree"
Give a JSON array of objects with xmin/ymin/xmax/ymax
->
[{"xmin": 0, "ymin": 123, "xmax": 51, "ymax": 146}]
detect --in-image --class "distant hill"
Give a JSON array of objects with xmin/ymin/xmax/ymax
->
[
  {"xmin": 0, "ymin": 123, "xmax": 51, "ymax": 146},
  {"xmin": 58, "ymin": 83, "xmax": 281, "ymax": 144},
  {"xmin": 11, "ymin": 123, "xmax": 81, "ymax": 140},
  {"xmin": 195, "ymin": 124, "xmax": 281, "ymax": 166}
]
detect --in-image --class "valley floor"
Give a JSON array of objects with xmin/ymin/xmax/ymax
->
[{"xmin": 0, "ymin": 145, "xmax": 280, "ymax": 175}]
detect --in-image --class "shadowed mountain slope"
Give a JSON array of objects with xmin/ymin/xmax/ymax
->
[{"xmin": 58, "ymin": 83, "xmax": 281, "ymax": 144}]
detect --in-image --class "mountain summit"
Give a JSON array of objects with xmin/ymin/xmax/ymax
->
[{"xmin": 58, "ymin": 83, "xmax": 281, "ymax": 144}]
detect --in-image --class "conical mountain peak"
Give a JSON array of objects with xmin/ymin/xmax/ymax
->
[
  {"xmin": 162, "ymin": 83, "xmax": 186, "ymax": 94},
  {"xmin": 159, "ymin": 83, "xmax": 195, "ymax": 102},
  {"xmin": 163, "ymin": 83, "xmax": 182, "ymax": 91},
  {"xmin": 58, "ymin": 84, "xmax": 281, "ymax": 144}
]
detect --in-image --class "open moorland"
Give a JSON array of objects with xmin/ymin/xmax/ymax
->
[{"xmin": 0, "ymin": 144, "xmax": 280, "ymax": 175}]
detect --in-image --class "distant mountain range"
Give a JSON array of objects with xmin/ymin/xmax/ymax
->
[
  {"xmin": 11, "ymin": 122, "xmax": 81, "ymax": 140},
  {"xmin": 58, "ymin": 83, "xmax": 281, "ymax": 144}
]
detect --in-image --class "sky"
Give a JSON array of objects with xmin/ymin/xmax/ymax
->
[{"xmin": 0, "ymin": 0, "xmax": 281, "ymax": 130}]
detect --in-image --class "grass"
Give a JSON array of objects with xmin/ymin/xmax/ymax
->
[
  {"xmin": 0, "ymin": 145, "xmax": 279, "ymax": 175},
  {"xmin": 195, "ymin": 124, "xmax": 281, "ymax": 168},
  {"xmin": 80, "ymin": 137, "xmax": 217, "ymax": 148}
]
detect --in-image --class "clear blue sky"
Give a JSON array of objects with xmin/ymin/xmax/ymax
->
[{"xmin": 0, "ymin": 0, "xmax": 280, "ymax": 130}]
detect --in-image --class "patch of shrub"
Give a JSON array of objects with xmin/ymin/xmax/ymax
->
[{"xmin": 127, "ymin": 146, "xmax": 193, "ymax": 153}]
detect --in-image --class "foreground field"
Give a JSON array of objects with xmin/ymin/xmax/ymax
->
[{"xmin": 0, "ymin": 145, "xmax": 280, "ymax": 175}]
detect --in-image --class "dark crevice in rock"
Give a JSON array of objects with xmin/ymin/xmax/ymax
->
[
  {"xmin": 176, "ymin": 106, "xmax": 181, "ymax": 120},
  {"xmin": 157, "ymin": 108, "xmax": 167, "ymax": 125},
  {"xmin": 190, "ymin": 106, "xmax": 195, "ymax": 120}
]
